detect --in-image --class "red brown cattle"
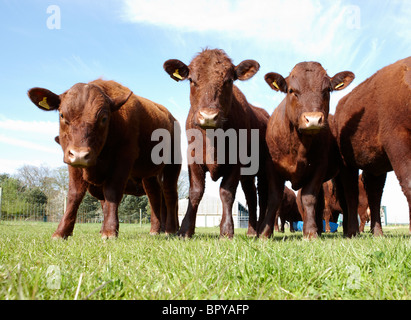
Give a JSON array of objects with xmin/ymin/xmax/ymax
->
[
  {"xmin": 28, "ymin": 79, "xmax": 181, "ymax": 239},
  {"xmin": 260, "ymin": 62, "xmax": 354, "ymax": 239},
  {"xmin": 164, "ymin": 49, "xmax": 269, "ymax": 238},
  {"xmin": 332, "ymin": 56, "xmax": 411, "ymax": 236},
  {"xmin": 322, "ymin": 175, "xmax": 369, "ymax": 233},
  {"xmin": 274, "ymin": 186, "xmax": 301, "ymax": 233}
]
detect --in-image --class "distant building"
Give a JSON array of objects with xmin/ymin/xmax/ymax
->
[{"xmin": 178, "ymin": 194, "xmax": 249, "ymax": 228}]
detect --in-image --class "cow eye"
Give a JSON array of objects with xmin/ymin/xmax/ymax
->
[
  {"xmin": 289, "ymin": 89, "xmax": 298, "ymax": 97},
  {"xmin": 60, "ymin": 113, "xmax": 70, "ymax": 125},
  {"xmin": 101, "ymin": 116, "xmax": 108, "ymax": 124},
  {"xmin": 188, "ymin": 78, "xmax": 198, "ymax": 87}
]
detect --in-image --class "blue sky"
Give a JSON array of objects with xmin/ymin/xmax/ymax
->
[{"xmin": 0, "ymin": 0, "xmax": 409, "ymax": 222}]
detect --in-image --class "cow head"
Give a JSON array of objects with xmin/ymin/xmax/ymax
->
[
  {"xmin": 28, "ymin": 83, "xmax": 132, "ymax": 167},
  {"xmin": 164, "ymin": 49, "xmax": 259, "ymax": 129},
  {"xmin": 265, "ymin": 62, "xmax": 354, "ymax": 134}
]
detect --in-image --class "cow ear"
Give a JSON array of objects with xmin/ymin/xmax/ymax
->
[
  {"xmin": 331, "ymin": 71, "xmax": 355, "ymax": 91},
  {"xmin": 235, "ymin": 60, "xmax": 260, "ymax": 81},
  {"xmin": 264, "ymin": 73, "xmax": 287, "ymax": 93},
  {"xmin": 27, "ymin": 87, "xmax": 61, "ymax": 111},
  {"xmin": 110, "ymin": 90, "xmax": 133, "ymax": 112},
  {"xmin": 163, "ymin": 59, "xmax": 189, "ymax": 82}
]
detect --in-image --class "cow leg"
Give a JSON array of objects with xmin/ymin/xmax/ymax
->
[
  {"xmin": 53, "ymin": 166, "xmax": 87, "ymax": 239},
  {"xmin": 162, "ymin": 163, "xmax": 181, "ymax": 235},
  {"xmin": 240, "ymin": 177, "xmax": 258, "ymax": 237},
  {"xmin": 336, "ymin": 166, "xmax": 360, "ymax": 237},
  {"xmin": 219, "ymin": 167, "xmax": 241, "ymax": 239},
  {"xmin": 258, "ymin": 164, "xmax": 284, "ymax": 239},
  {"xmin": 289, "ymin": 217, "xmax": 295, "ymax": 232},
  {"xmin": 280, "ymin": 214, "xmax": 285, "ymax": 233},
  {"xmin": 358, "ymin": 204, "xmax": 369, "ymax": 233},
  {"xmin": 256, "ymin": 171, "xmax": 268, "ymax": 233},
  {"xmin": 87, "ymin": 185, "xmax": 106, "ymax": 234},
  {"xmin": 357, "ymin": 176, "xmax": 369, "ymax": 233},
  {"xmin": 300, "ymin": 183, "xmax": 323, "ymax": 239},
  {"xmin": 316, "ymin": 187, "xmax": 325, "ymax": 235},
  {"xmin": 100, "ymin": 160, "xmax": 134, "ymax": 239},
  {"xmin": 178, "ymin": 164, "xmax": 206, "ymax": 238},
  {"xmin": 334, "ymin": 175, "xmax": 348, "ymax": 235},
  {"xmin": 362, "ymin": 171, "xmax": 386, "ymax": 236},
  {"xmin": 323, "ymin": 194, "xmax": 331, "ymax": 233},
  {"xmin": 160, "ymin": 192, "xmax": 167, "ymax": 233},
  {"xmin": 142, "ymin": 176, "xmax": 163, "ymax": 235},
  {"xmin": 99, "ymin": 200, "xmax": 105, "ymax": 233}
]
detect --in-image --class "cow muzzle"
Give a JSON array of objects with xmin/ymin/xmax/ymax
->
[
  {"xmin": 196, "ymin": 109, "xmax": 221, "ymax": 129},
  {"xmin": 66, "ymin": 147, "xmax": 93, "ymax": 167},
  {"xmin": 299, "ymin": 112, "xmax": 325, "ymax": 134}
]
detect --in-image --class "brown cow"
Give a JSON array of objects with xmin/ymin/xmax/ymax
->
[
  {"xmin": 321, "ymin": 175, "xmax": 370, "ymax": 233},
  {"xmin": 274, "ymin": 186, "xmax": 302, "ymax": 233},
  {"xmin": 332, "ymin": 56, "xmax": 411, "ymax": 236},
  {"xmin": 260, "ymin": 62, "xmax": 354, "ymax": 239},
  {"xmin": 28, "ymin": 79, "xmax": 181, "ymax": 239},
  {"xmin": 164, "ymin": 49, "xmax": 269, "ymax": 238}
]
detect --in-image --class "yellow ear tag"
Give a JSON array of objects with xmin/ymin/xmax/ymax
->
[
  {"xmin": 272, "ymin": 81, "xmax": 280, "ymax": 90},
  {"xmin": 173, "ymin": 69, "xmax": 183, "ymax": 80},
  {"xmin": 38, "ymin": 97, "xmax": 50, "ymax": 110},
  {"xmin": 335, "ymin": 82, "xmax": 344, "ymax": 89}
]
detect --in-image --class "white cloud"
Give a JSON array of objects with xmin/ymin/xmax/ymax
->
[
  {"xmin": 0, "ymin": 116, "xmax": 61, "ymax": 174},
  {"xmin": 121, "ymin": 0, "xmax": 359, "ymax": 57},
  {"xmin": 0, "ymin": 134, "xmax": 60, "ymax": 155},
  {"xmin": 0, "ymin": 116, "xmax": 58, "ymax": 136}
]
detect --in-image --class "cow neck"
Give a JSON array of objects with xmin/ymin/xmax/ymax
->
[{"xmin": 286, "ymin": 122, "xmax": 317, "ymax": 189}]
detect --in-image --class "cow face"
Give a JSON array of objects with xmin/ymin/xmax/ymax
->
[
  {"xmin": 164, "ymin": 49, "xmax": 259, "ymax": 129},
  {"xmin": 265, "ymin": 62, "xmax": 354, "ymax": 134},
  {"xmin": 28, "ymin": 83, "xmax": 132, "ymax": 167}
]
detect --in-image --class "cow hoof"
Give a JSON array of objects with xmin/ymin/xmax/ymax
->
[
  {"xmin": 177, "ymin": 231, "xmax": 193, "ymax": 239},
  {"xmin": 258, "ymin": 225, "xmax": 273, "ymax": 239},
  {"xmin": 149, "ymin": 231, "xmax": 160, "ymax": 236},
  {"xmin": 303, "ymin": 232, "xmax": 318, "ymax": 240},
  {"xmin": 52, "ymin": 232, "xmax": 70, "ymax": 240},
  {"xmin": 258, "ymin": 234, "xmax": 270, "ymax": 241},
  {"xmin": 345, "ymin": 229, "xmax": 359, "ymax": 238},
  {"xmin": 101, "ymin": 232, "xmax": 117, "ymax": 240},
  {"xmin": 52, "ymin": 234, "xmax": 64, "ymax": 240},
  {"xmin": 372, "ymin": 228, "xmax": 384, "ymax": 237},
  {"xmin": 246, "ymin": 229, "xmax": 258, "ymax": 237}
]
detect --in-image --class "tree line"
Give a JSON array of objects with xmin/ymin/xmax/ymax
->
[{"xmin": 0, "ymin": 164, "xmax": 189, "ymax": 223}]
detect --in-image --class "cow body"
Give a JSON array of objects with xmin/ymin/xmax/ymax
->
[
  {"xmin": 28, "ymin": 79, "xmax": 181, "ymax": 238},
  {"xmin": 260, "ymin": 62, "xmax": 354, "ymax": 238},
  {"xmin": 332, "ymin": 56, "xmax": 411, "ymax": 235},
  {"xmin": 321, "ymin": 176, "xmax": 369, "ymax": 233},
  {"xmin": 164, "ymin": 49, "xmax": 269, "ymax": 238},
  {"xmin": 274, "ymin": 186, "xmax": 301, "ymax": 233}
]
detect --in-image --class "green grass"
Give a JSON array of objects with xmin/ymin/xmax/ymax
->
[{"xmin": 0, "ymin": 221, "xmax": 410, "ymax": 300}]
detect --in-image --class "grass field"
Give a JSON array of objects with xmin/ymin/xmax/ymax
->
[{"xmin": 0, "ymin": 221, "xmax": 410, "ymax": 300}]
